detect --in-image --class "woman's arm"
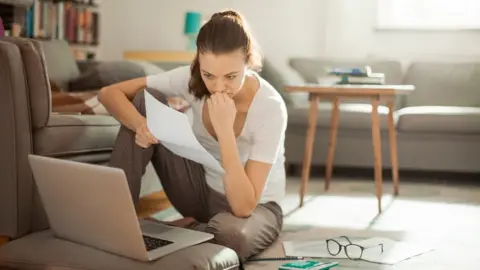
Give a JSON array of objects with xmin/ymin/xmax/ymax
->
[
  {"xmin": 98, "ymin": 65, "xmax": 191, "ymax": 132},
  {"xmin": 218, "ymin": 131, "xmax": 273, "ymax": 217},
  {"xmin": 98, "ymin": 77, "xmax": 147, "ymax": 131},
  {"xmin": 208, "ymin": 92, "xmax": 287, "ymax": 217}
]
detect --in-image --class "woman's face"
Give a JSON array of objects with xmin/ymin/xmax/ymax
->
[{"xmin": 198, "ymin": 49, "xmax": 248, "ymax": 98}]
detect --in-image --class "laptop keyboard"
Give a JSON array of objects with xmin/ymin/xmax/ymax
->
[{"xmin": 142, "ymin": 235, "xmax": 174, "ymax": 251}]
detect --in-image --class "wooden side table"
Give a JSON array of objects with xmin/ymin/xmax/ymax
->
[{"xmin": 284, "ymin": 84, "xmax": 415, "ymax": 213}]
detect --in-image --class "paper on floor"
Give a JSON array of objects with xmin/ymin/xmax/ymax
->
[
  {"xmin": 283, "ymin": 236, "xmax": 435, "ymax": 265},
  {"xmin": 144, "ymin": 90, "xmax": 224, "ymax": 173}
]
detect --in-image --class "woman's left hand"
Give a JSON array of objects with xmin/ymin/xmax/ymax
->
[{"xmin": 207, "ymin": 92, "xmax": 236, "ymax": 137}]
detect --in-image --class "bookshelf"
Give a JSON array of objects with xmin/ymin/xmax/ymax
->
[{"xmin": 0, "ymin": 0, "xmax": 100, "ymax": 60}]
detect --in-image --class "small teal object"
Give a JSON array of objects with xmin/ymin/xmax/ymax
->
[
  {"xmin": 184, "ymin": 11, "xmax": 201, "ymax": 51},
  {"xmin": 184, "ymin": 11, "xmax": 202, "ymax": 34},
  {"xmin": 279, "ymin": 260, "xmax": 339, "ymax": 270}
]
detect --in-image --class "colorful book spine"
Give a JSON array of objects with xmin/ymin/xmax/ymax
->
[
  {"xmin": 16, "ymin": 0, "xmax": 99, "ymax": 45},
  {"xmin": 0, "ymin": 16, "xmax": 5, "ymax": 37}
]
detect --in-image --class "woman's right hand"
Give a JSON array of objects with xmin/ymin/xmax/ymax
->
[{"xmin": 135, "ymin": 121, "xmax": 159, "ymax": 148}]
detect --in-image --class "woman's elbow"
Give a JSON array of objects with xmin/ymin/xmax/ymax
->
[
  {"xmin": 232, "ymin": 208, "xmax": 253, "ymax": 218},
  {"xmin": 232, "ymin": 201, "xmax": 257, "ymax": 218}
]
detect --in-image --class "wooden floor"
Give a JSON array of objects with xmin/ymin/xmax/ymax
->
[
  {"xmin": 136, "ymin": 190, "xmax": 172, "ymax": 219},
  {"xmin": 0, "ymin": 236, "xmax": 8, "ymax": 247}
]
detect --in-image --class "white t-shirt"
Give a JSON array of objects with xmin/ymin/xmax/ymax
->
[{"xmin": 146, "ymin": 65, "xmax": 287, "ymax": 204}]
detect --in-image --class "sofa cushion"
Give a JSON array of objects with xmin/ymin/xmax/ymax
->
[
  {"xmin": 33, "ymin": 114, "xmax": 120, "ymax": 157},
  {"xmin": 288, "ymin": 58, "xmax": 405, "ymax": 107},
  {"xmin": 39, "ymin": 39, "xmax": 81, "ymax": 91},
  {"xmin": 289, "ymin": 58, "xmax": 403, "ymax": 85},
  {"xmin": 0, "ymin": 230, "xmax": 239, "ymax": 270},
  {"xmin": 288, "ymin": 102, "xmax": 391, "ymax": 130},
  {"xmin": 403, "ymin": 62, "xmax": 480, "ymax": 107},
  {"xmin": 396, "ymin": 106, "xmax": 480, "ymax": 133},
  {"xmin": 259, "ymin": 59, "xmax": 306, "ymax": 105}
]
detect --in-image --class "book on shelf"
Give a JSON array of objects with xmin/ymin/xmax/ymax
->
[
  {"xmin": 1, "ymin": 0, "xmax": 100, "ymax": 59},
  {"xmin": 22, "ymin": 0, "xmax": 99, "ymax": 46}
]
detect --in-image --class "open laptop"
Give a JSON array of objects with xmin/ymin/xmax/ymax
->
[{"xmin": 28, "ymin": 154, "xmax": 213, "ymax": 262}]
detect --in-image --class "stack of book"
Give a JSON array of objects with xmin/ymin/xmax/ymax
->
[
  {"xmin": 317, "ymin": 66, "xmax": 385, "ymax": 85},
  {"xmin": 23, "ymin": 0, "xmax": 99, "ymax": 45}
]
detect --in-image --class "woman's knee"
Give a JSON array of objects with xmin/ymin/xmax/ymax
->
[{"xmin": 206, "ymin": 212, "xmax": 251, "ymax": 260}]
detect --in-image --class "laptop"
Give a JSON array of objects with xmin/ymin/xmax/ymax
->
[{"xmin": 28, "ymin": 154, "xmax": 214, "ymax": 262}]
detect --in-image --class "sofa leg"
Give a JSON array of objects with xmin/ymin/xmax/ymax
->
[{"xmin": 0, "ymin": 236, "xmax": 9, "ymax": 247}]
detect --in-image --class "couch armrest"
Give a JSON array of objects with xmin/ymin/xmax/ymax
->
[{"xmin": 0, "ymin": 41, "xmax": 34, "ymax": 239}]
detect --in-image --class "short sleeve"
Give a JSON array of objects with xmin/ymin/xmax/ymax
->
[
  {"xmin": 146, "ymin": 65, "xmax": 191, "ymax": 99},
  {"xmin": 249, "ymin": 101, "xmax": 288, "ymax": 164}
]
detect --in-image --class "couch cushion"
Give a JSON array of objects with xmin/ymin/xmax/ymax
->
[
  {"xmin": 403, "ymin": 62, "xmax": 480, "ymax": 107},
  {"xmin": 34, "ymin": 114, "xmax": 120, "ymax": 157},
  {"xmin": 259, "ymin": 58, "xmax": 306, "ymax": 105},
  {"xmin": 288, "ymin": 102, "xmax": 391, "ymax": 130},
  {"xmin": 396, "ymin": 106, "xmax": 480, "ymax": 134},
  {"xmin": 39, "ymin": 40, "xmax": 81, "ymax": 91},
  {"xmin": 289, "ymin": 58, "xmax": 403, "ymax": 85},
  {"xmin": 288, "ymin": 58, "xmax": 405, "ymax": 107},
  {"xmin": 0, "ymin": 230, "xmax": 239, "ymax": 270}
]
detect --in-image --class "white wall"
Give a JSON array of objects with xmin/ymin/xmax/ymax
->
[
  {"xmin": 322, "ymin": 0, "xmax": 480, "ymax": 62},
  {"xmin": 98, "ymin": 0, "xmax": 480, "ymax": 69},
  {"xmin": 97, "ymin": 0, "xmax": 326, "ymax": 71}
]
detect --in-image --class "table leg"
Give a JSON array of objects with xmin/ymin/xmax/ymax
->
[
  {"xmin": 371, "ymin": 97, "xmax": 383, "ymax": 213},
  {"xmin": 299, "ymin": 94, "xmax": 320, "ymax": 207},
  {"xmin": 387, "ymin": 101, "xmax": 399, "ymax": 196},
  {"xmin": 325, "ymin": 97, "xmax": 340, "ymax": 191}
]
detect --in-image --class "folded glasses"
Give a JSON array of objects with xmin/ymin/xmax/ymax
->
[{"xmin": 326, "ymin": 236, "xmax": 383, "ymax": 260}]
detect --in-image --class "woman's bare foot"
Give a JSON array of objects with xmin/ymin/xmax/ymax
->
[{"xmin": 144, "ymin": 216, "xmax": 196, "ymax": 228}]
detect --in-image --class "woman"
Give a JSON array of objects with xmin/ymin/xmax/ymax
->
[{"xmin": 98, "ymin": 10, "xmax": 287, "ymax": 262}]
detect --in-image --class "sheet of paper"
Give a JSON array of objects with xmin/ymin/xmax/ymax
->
[
  {"xmin": 144, "ymin": 91, "xmax": 224, "ymax": 173},
  {"xmin": 283, "ymin": 237, "xmax": 434, "ymax": 265}
]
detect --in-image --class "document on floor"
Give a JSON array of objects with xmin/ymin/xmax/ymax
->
[
  {"xmin": 144, "ymin": 90, "xmax": 224, "ymax": 173},
  {"xmin": 283, "ymin": 237, "xmax": 435, "ymax": 265}
]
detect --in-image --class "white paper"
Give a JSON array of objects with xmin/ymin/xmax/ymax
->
[
  {"xmin": 144, "ymin": 91, "xmax": 224, "ymax": 173},
  {"xmin": 283, "ymin": 237, "xmax": 434, "ymax": 265}
]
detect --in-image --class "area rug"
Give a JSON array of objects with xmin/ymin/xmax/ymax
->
[{"xmin": 245, "ymin": 227, "xmax": 480, "ymax": 270}]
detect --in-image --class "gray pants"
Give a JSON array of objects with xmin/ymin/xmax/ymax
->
[{"xmin": 109, "ymin": 89, "xmax": 283, "ymax": 262}]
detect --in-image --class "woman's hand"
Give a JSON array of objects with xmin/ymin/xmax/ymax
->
[
  {"xmin": 207, "ymin": 92, "xmax": 237, "ymax": 137},
  {"xmin": 135, "ymin": 120, "xmax": 159, "ymax": 148}
]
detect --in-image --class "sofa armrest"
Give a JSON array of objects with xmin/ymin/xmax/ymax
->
[{"xmin": 0, "ymin": 41, "xmax": 34, "ymax": 239}]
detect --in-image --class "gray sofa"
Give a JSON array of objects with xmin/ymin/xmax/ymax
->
[
  {"xmin": 279, "ymin": 58, "xmax": 480, "ymax": 174},
  {"xmin": 0, "ymin": 38, "xmax": 239, "ymax": 269},
  {"xmin": 130, "ymin": 57, "xmax": 480, "ymax": 174}
]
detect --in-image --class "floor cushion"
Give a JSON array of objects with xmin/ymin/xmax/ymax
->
[{"xmin": 0, "ymin": 230, "xmax": 239, "ymax": 270}]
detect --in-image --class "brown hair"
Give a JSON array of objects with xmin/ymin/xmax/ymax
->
[{"xmin": 188, "ymin": 9, "xmax": 262, "ymax": 100}]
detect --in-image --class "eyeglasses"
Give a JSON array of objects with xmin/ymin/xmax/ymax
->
[{"xmin": 326, "ymin": 236, "xmax": 384, "ymax": 260}]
